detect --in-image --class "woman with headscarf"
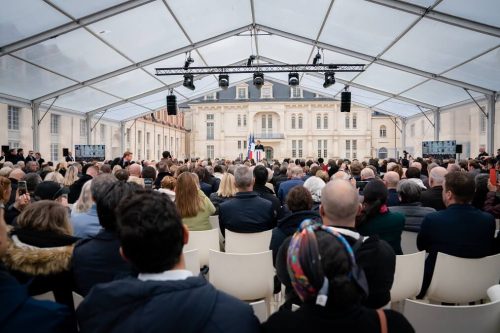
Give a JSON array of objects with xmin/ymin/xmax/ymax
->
[
  {"xmin": 356, "ymin": 179, "xmax": 405, "ymax": 255},
  {"xmin": 263, "ymin": 220, "xmax": 414, "ymax": 332}
]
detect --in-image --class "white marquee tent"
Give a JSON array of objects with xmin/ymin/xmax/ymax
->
[{"xmin": 1, "ymin": 0, "xmax": 499, "ymax": 150}]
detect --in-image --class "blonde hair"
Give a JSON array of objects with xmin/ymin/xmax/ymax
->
[
  {"xmin": 175, "ymin": 172, "xmax": 203, "ymax": 218},
  {"xmin": 44, "ymin": 172, "xmax": 65, "ymax": 185},
  {"xmin": 73, "ymin": 180, "xmax": 93, "ymax": 213},
  {"xmin": 17, "ymin": 200, "xmax": 72, "ymax": 235},
  {"xmin": 64, "ymin": 165, "xmax": 79, "ymax": 186},
  {"xmin": 0, "ymin": 176, "xmax": 11, "ymax": 204},
  {"xmin": 216, "ymin": 173, "xmax": 237, "ymax": 198},
  {"xmin": 161, "ymin": 176, "xmax": 176, "ymax": 191}
]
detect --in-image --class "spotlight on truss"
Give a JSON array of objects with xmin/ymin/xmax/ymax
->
[
  {"xmin": 183, "ymin": 73, "xmax": 195, "ymax": 90},
  {"xmin": 288, "ymin": 72, "xmax": 299, "ymax": 86},
  {"xmin": 253, "ymin": 72, "xmax": 264, "ymax": 89},
  {"xmin": 218, "ymin": 74, "xmax": 229, "ymax": 90},
  {"xmin": 323, "ymin": 71, "xmax": 335, "ymax": 88}
]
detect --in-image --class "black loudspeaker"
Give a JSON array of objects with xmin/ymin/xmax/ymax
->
[
  {"xmin": 166, "ymin": 95, "xmax": 177, "ymax": 115},
  {"xmin": 341, "ymin": 91, "xmax": 351, "ymax": 113},
  {"xmin": 63, "ymin": 148, "xmax": 69, "ymax": 157},
  {"xmin": 456, "ymin": 144, "xmax": 462, "ymax": 154},
  {"xmin": 1, "ymin": 145, "xmax": 9, "ymax": 155}
]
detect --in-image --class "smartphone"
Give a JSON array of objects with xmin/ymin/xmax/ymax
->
[
  {"xmin": 18, "ymin": 181, "xmax": 28, "ymax": 195},
  {"xmin": 490, "ymin": 169, "xmax": 497, "ymax": 186},
  {"xmin": 144, "ymin": 178, "xmax": 153, "ymax": 190}
]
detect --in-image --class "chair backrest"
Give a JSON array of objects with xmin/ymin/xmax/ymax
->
[
  {"xmin": 73, "ymin": 292, "xmax": 84, "ymax": 309},
  {"xmin": 487, "ymin": 284, "xmax": 500, "ymax": 302},
  {"xmin": 209, "ymin": 215, "xmax": 219, "ymax": 230},
  {"xmin": 183, "ymin": 249, "xmax": 200, "ymax": 276},
  {"xmin": 390, "ymin": 250, "xmax": 426, "ymax": 302},
  {"xmin": 401, "ymin": 230, "xmax": 418, "ymax": 254},
  {"xmin": 208, "ymin": 250, "xmax": 274, "ymax": 301},
  {"xmin": 249, "ymin": 300, "xmax": 268, "ymax": 323},
  {"xmin": 225, "ymin": 229, "xmax": 272, "ymax": 253},
  {"xmin": 426, "ymin": 252, "xmax": 500, "ymax": 303},
  {"xmin": 404, "ymin": 298, "xmax": 500, "ymax": 333},
  {"xmin": 183, "ymin": 228, "xmax": 220, "ymax": 267}
]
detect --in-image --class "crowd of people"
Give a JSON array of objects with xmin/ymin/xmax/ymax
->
[{"xmin": 1, "ymin": 147, "xmax": 499, "ymax": 332}]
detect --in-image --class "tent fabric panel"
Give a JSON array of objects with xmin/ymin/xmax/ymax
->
[
  {"xmin": 53, "ymin": 87, "xmax": 121, "ymax": 112},
  {"xmin": 435, "ymin": 0, "xmax": 500, "ymax": 29},
  {"xmin": 354, "ymin": 63, "xmax": 427, "ymax": 94},
  {"xmin": 49, "ymin": 0, "xmax": 129, "ymax": 20},
  {"xmin": 91, "ymin": 69, "xmax": 164, "ymax": 99}
]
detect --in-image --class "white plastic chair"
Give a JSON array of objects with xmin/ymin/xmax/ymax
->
[
  {"xmin": 390, "ymin": 251, "xmax": 426, "ymax": 302},
  {"xmin": 183, "ymin": 249, "xmax": 201, "ymax": 276},
  {"xmin": 404, "ymin": 298, "xmax": 500, "ymax": 333},
  {"xmin": 487, "ymin": 284, "xmax": 500, "ymax": 302},
  {"xmin": 426, "ymin": 252, "xmax": 500, "ymax": 303},
  {"xmin": 209, "ymin": 250, "xmax": 274, "ymax": 313},
  {"xmin": 224, "ymin": 229, "xmax": 272, "ymax": 253},
  {"xmin": 401, "ymin": 230, "xmax": 418, "ymax": 254},
  {"xmin": 183, "ymin": 228, "xmax": 220, "ymax": 267},
  {"xmin": 33, "ymin": 291, "xmax": 55, "ymax": 302},
  {"xmin": 250, "ymin": 300, "xmax": 268, "ymax": 323},
  {"xmin": 209, "ymin": 215, "xmax": 219, "ymax": 230},
  {"xmin": 72, "ymin": 292, "xmax": 84, "ymax": 309}
]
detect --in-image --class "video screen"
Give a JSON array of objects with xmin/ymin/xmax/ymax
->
[
  {"xmin": 422, "ymin": 140, "xmax": 456, "ymax": 159},
  {"xmin": 75, "ymin": 145, "xmax": 106, "ymax": 162}
]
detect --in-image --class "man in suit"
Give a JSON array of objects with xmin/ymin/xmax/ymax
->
[
  {"xmin": 417, "ymin": 171, "xmax": 496, "ymax": 298},
  {"xmin": 24, "ymin": 150, "xmax": 36, "ymax": 163},
  {"xmin": 420, "ymin": 166, "xmax": 447, "ymax": 211},
  {"xmin": 65, "ymin": 151, "xmax": 75, "ymax": 163},
  {"xmin": 219, "ymin": 165, "xmax": 275, "ymax": 236}
]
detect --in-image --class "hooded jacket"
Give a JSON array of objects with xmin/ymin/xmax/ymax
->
[{"xmin": 77, "ymin": 276, "xmax": 260, "ymax": 333}]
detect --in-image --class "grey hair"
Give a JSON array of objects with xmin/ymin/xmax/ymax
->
[
  {"xmin": 91, "ymin": 174, "xmax": 118, "ymax": 203},
  {"xmin": 396, "ymin": 180, "xmax": 421, "ymax": 204},
  {"xmin": 234, "ymin": 165, "xmax": 253, "ymax": 188}
]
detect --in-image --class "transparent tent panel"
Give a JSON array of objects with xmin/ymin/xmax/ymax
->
[
  {"xmin": 435, "ymin": 0, "xmax": 500, "ymax": 28},
  {"xmin": 50, "ymin": 0, "xmax": 129, "ymax": 19},
  {"xmin": 91, "ymin": 69, "xmax": 164, "ymax": 99},
  {"xmin": 174, "ymin": 76, "xmax": 219, "ymax": 98},
  {"xmin": 349, "ymin": 87, "xmax": 390, "ymax": 107},
  {"xmin": 375, "ymin": 99, "xmax": 428, "ymax": 118},
  {"xmin": 12, "ymin": 28, "xmax": 131, "ymax": 82},
  {"xmin": 401, "ymin": 0, "xmax": 436, "ymax": 6},
  {"xmin": 382, "ymin": 18, "xmax": 500, "ymax": 74},
  {"xmin": 167, "ymin": 0, "xmax": 252, "ymax": 43},
  {"xmin": 197, "ymin": 36, "xmax": 253, "ymax": 66},
  {"xmin": 320, "ymin": 0, "xmax": 418, "ymax": 56},
  {"xmin": 257, "ymin": 34, "xmax": 312, "ymax": 64},
  {"xmin": 87, "ymin": 1, "xmax": 189, "ymax": 63},
  {"xmin": 354, "ymin": 63, "xmax": 427, "ymax": 94},
  {"xmin": 0, "ymin": 0, "xmax": 71, "ymax": 47},
  {"xmin": 54, "ymin": 87, "xmax": 121, "ymax": 112},
  {"xmin": 443, "ymin": 47, "xmax": 500, "ymax": 92},
  {"xmin": 104, "ymin": 102, "xmax": 151, "ymax": 121},
  {"xmin": 0, "ymin": 55, "xmax": 76, "ymax": 100},
  {"xmin": 401, "ymin": 80, "xmax": 482, "ymax": 107},
  {"xmin": 134, "ymin": 91, "xmax": 172, "ymax": 110},
  {"xmin": 254, "ymin": 0, "xmax": 331, "ymax": 40}
]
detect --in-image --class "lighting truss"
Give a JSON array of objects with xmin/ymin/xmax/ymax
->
[{"xmin": 155, "ymin": 64, "xmax": 365, "ymax": 76}]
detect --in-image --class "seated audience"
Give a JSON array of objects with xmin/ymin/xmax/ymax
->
[
  {"xmin": 63, "ymin": 165, "xmax": 79, "ymax": 188},
  {"xmin": 417, "ymin": 172, "xmax": 496, "ymax": 298},
  {"xmin": 0, "ymin": 204, "xmax": 75, "ymax": 333},
  {"xmin": 389, "ymin": 180, "xmax": 436, "ymax": 232},
  {"xmin": 420, "ymin": 166, "xmax": 447, "ymax": 211},
  {"xmin": 68, "ymin": 165, "xmax": 98, "ymax": 204},
  {"xmin": 303, "ymin": 176, "xmax": 325, "ymax": 211},
  {"xmin": 3, "ymin": 201, "xmax": 79, "ymax": 309},
  {"xmin": 471, "ymin": 174, "xmax": 490, "ymax": 210},
  {"xmin": 278, "ymin": 166, "xmax": 304, "ymax": 204},
  {"xmin": 277, "ymin": 180, "xmax": 396, "ymax": 309},
  {"xmin": 209, "ymin": 172, "xmax": 236, "ymax": 214},
  {"xmin": 270, "ymin": 186, "xmax": 320, "ymax": 264},
  {"xmin": 405, "ymin": 167, "xmax": 426, "ymax": 190},
  {"xmin": 356, "ymin": 179, "xmax": 405, "ymax": 255},
  {"xmin": 77, "ymin": 190, "xmax": 260, "ymax": 333},
  {"xmin": 484, "ymin": 175, "xmax": 500, "ymax": 218},
  {"xmin": 253, "ymin": 165, "xmax": 282, "ymax": 218},
  {"xmin": 157, "ymin": 175, "xmax": 176, "ymax": 201},
  {"xmin": 219, "ymin": 166, "xmax": 275, "ymax": 236},
  {"xmin": 72, "ymin": 181, "xmax": 136, "ymax": 296},
  {"xmin": 266, "ymin": 220, "xmax": 412, "ymax": 333},
  {"xmin": 176, "ymin": 172, "xmax": 215, "ymax": 231},
  {"xmin": 383, "ymin": 171, "xmax": 400, "ymax": 207}
]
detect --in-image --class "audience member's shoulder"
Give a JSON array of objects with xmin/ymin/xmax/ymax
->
[
  {"xmin": 21, "ymin": 298, "xmax": 74, "ymax": 333},
  {"xmin": 208, "ymin": 289, "xmax": 260, "ymax": 333},
  {"xmin": 384, "ymin": 309, "xmax": 415, "ymax": 333}
]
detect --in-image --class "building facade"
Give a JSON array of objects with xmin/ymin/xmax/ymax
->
[{"xmin": 183, "ymin": 80, "xmax": 402, "ymax": 161}]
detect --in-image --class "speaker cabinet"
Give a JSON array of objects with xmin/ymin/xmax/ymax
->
[
  {"xmin": 166, "ymin": 95, "xmax": 177, "ymax": 115},
  {"xmin": 456, "ymin": 144, "xmax": 462, "ymax": 154},
  {"xmin": 341, "ymin": 91, "xmax": 351, "ymax": 113},
  {"xmin": 63, "ymin": 148, "xmax": 69, "ymax": 157}
]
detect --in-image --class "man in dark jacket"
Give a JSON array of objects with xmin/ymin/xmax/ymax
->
[
  {"xmin": 420, "ymin": 166, "xmax": 447, "ymax": 211},
  {"xmin": 417, "ymin": 172, "xmax": 496, "ymax": 298},
  {"xmin": 77, "ymin": 190, "xmax": 260, "ymax": 333},
  {"xmin": 277, "ymin": 179, "xmax": 396, "ymax": 309},
  {"xmin": 383, "ymin": 171, "xmax": 400, "ymax": 207},
  {"xmin": 72, "ymin": 181, "xmax": 136, "ymax": 296},
  {"xmin": 68, "ymin": 165, "xmax": 98, "ymax": 204},
  {"xmin": 253, "ymin": 165, "xmax": 283, "ymax": 219},
  {"xmin": 219, "ymin": 166, "xmax": 275, "ymax": 237}
]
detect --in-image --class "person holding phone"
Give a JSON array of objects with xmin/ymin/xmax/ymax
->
[
  {"xmin": 2, "ymin": 177, "xmax": 30, "ymax": 225},
  {"xmin": 484, "ymin": 160, "xmax": 500, "ymax": 218}
]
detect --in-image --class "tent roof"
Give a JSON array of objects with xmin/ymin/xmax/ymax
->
[{"xmin": 1, "ymin": 0, "xmax": 499, "ymax": 122}]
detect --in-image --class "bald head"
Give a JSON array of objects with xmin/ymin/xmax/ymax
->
[
  {"xmin": 411, "ymin": 161, "xmax": 422, "ymax": 171},
  {"xmin": 383, "ymin": 171, "xmax": 400, "ymax": 189},
  {"xmin": 429, "ymin": 166, "xmax": 447, "ymax": 187},
  {"xmin": 447, "ymin": 163, "xmax": 460, "ymax": 173},
  {"xmin": 128, "ymin": 163, "xmax": 142, "ymax": 177},
  {"xmin": 9, "ymin": 168, "xmax": 25, "ymax": 181},
  {"xmin": 333, "ymin": 171, "xmax": 350, "ymax": 180},
  {"xmin": 320, "ymin": 179, "xmax": 360, "ymax": 227},
  {"xmin": 360, "ymin": 168, "xmax": 375, "ymax": 181}
]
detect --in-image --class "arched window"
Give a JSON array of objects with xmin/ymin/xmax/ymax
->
[
  {"xmin": 378, "ymin": 147, "xmax": 388, "ymax": 159},
  {"xmin": 316, "ymin": 114, "xmax": 321, "ymax": 129},
  {"xmin": 345, "ymin": 114, "xmax": 350, "ymax": 129},
  {"xmin": 323, "ymin": 114, "xmax": 328, "ymax": 129},
  {"xmin": 298, "ymin": 114, "xmax": 303, "ymax": 129},
  {"xmin": 380, "ymin": 125, "xmax": 387, "ymax": 138},
  {"xmin": 291, "ymin": 114, "xmax": 296, "ymax": 129}
]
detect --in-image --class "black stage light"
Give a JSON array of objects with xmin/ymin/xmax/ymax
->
[
  {"xmin": 247, "ymin": 55, "xmax": 256, "ymax": 67},
  {"xmin": 288, "ymin": 72, "xmax": 299, "ymax": 86},
  {"xmin": 183, "ymin": 73, "xmax": 195, "ymax": 91},
  {"xmin": 184, "ymin": 55, "xmax": 194, "ymax": 70},
  {"xmin": 323, "ymin": 71, "xmax": 335, "ymax": 88},
  {"xmin": 313, "ymin": 50, "xmax": 321, "ymax": 65},
  {"xmin": 253, "ymin": 72, "xmax": 264, "ymax": 89},
  {"xmin": 218, "ymin": 74, "xmax": 229, "ymax": 90},
  {"xmin": 341, "ymin": 86, "xmax": 351, "ymax": 113},
  {"xmin": 166, "ymin": 93, "xmax": 177, "ymax": 115}
]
